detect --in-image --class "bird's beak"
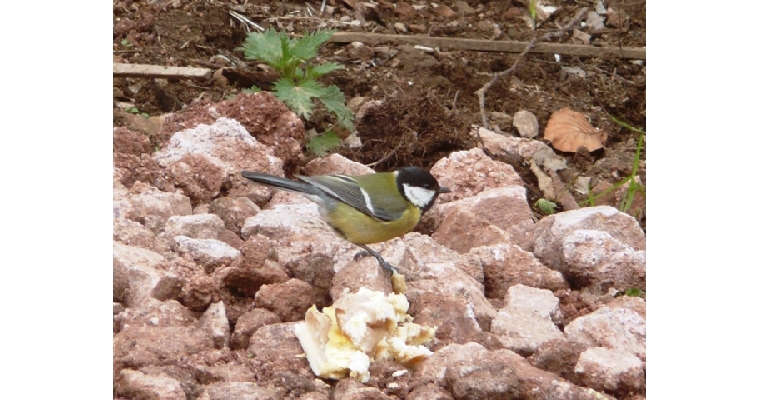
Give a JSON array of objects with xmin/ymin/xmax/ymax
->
[{"xmin": 438, "ymin": 186, "xmax": 451, "ymax": 193}]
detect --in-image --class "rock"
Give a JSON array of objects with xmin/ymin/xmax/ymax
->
[
  {"xmin": 117, "ymin": 369, "xmax": 186, "ymax": 400},
  {"xmin": 204, "ymin": 382, "xmax": 282, "ymax": 400},
  {"xmin": 162, "ymin": 213, "xmax": 227, "ymax": 241},
  {"xmin": 184, "ymin": 353, "xmax": 258, "ymax": 386},
  {"xmin": 114, "ymin": 302, "xmax": 125, "ymax": 333},
  {"xmin": 433, "ymin": 4, "xmax": 456, "ymax": 18},
  {"xmin": 155, "ymin": 116, "xmax": 286, "ymax": 205},
  {"xmin": 433, "ymin": 207, "xmax": 513, "ymax": 254},
  {"xmin": 433, "ymin": 186, "xmax": 535, "ymax": 252},
  {"xmin": 585, "ymin": 11, "xmax": 605, "ymax": 30},
  {"xmin": 361, "ymin": 234, "xmax": 497, "ymax": 334},
  {"xmin": 564, "ymin": 306, "xmax": 646, "ymax": 360},
  {"xmin": 407, "ymin": 383, "xmax": 454, "ymax": 400},
  {"xmin": 113, "ymin": 218, "xmax": 169, "ymax": 253},
  {"xmin": 347, "ymin": 41, "xmax": 375, "ymax": 62},
  {"xmin": 330, "ymin": 255, "xmax": 395, "ymax": 297},
  {"xmin": 230, "ymin": 308, "xmax": 281, "ymax": 350},
  {"xmin": 114, "ymin": 182, "xmax": 193, "ymax": 233},
  {"xmin": 606, "ymin": 7, "xmax": 629, "ymax": 29},
  {"xmin": 158, "ymin": 91, "xmax": 303, "ymax": 167},
  {"xmin": 166, "ymin": 153, "xmax": 226, "ymax": 203},
  {"xmin": 246, "ymin": 323, "xmax": 313, "ymax": 381},
  {"xmin": 333, "ymin": 378, "xmax": 391, "ymax": 400},
  {"xmin": 453, "ymin": 1, "xmax": 476, "ymax": 15},
  {"xmin": 429, "ymin": 147, "xmax": 523, "ymax": 203},
  {"xmin": 573, "ymin": 29, "xmax": 591, "ymax": 45},
  {"xmin": 201, "ymin": 301, "xmax": 230, "ymax": 349},
  {"xmin": 415, "ymin": 343, "xmax": 610, "ymax": 399},
  {"xmin": 393, "ymin": 22, "xmax": 407, "ymax": 33},
  {"xmin": 298, "ymin": 392, "xmax": 330, "ymax": 400},
  {"xmin": 466, "ymin": 244, "xmax": 568, "ymax": 301},
  {"xmin": 241, "ymin": 201, "xmax": 328, "ymax": 240},
  {"xmin": 255, "ymin": 278, "xmax": 314, "ymax": 322},
  {"xmin": 471, "ymin": 126, "xmax": 552, "ymax": 160},
  {"xmin": 488, "ymin": 111, "xmax": 513, "ymax": 130},
  {"xmin": 116, "ymin": 299, "xmax": 196, "ymax": 331},
  {"xmin": 561, "ymin": 230, "xmax": 646, "ymax": 291},
  {"xmin": 173, "ymin": 236, "xmax": 240, "ymax": 273},
  {"xmin": 513, "ymin": 110, "xmax": 540, "ymax": 138},
  {"xmin": 113, "ymin": 242, "xmax": 170, "ymax": 306},
  {"xmin": 575, "ymin": 347, "xmax": 645, "ymax": 394},
  {"xmin": 528, "ymin": 338, "xmax": 588, "ymax": 383},
  {"xmin": 217, "ymin": 228, "xmax": 244, "ymax": 249},
  {"xmin": 113, "ymin": 127, "xmax": 166, "ymax": 188},
  {"xmin": 162, "ymin": 257, "xmax": 219, "ymax": 311},
  {"xmin": 444, "ymin": 360, "xmax": 520, "ymax": 399},
  {"xmin": 606, "ymin": 295, "xmax": 646, "ymax": 319},
  {"xmin": 407, "ymin": 291, "xmax": 484, "ymax": 348},
  {"xmin": 533, "ymin": 206, "xmax": 646, "ymax": 274},
  {"xmin": 240, "ymin": 200, "xmax": 351, "ymax": 307},
  {"xmin": 491, "ymin": 285, "xmax": 564, "ymax": 356},
  {"xmin": 114, "ymin": 325, "xmax": 214, "ymax": 369},
  {"xmin": 208, "ymin": 196, "xmax": 261, "ymax": 234},
  {"xmin": 392, "ymin": 2, "xmax": 415, "ymax": 17},
  {"xmin": 217, "ymin": 234, "xmax": 290, "ymax": 298},
  {"xmin": 303, "ymin": 153, "xmax": 374, "ymax": 177}
]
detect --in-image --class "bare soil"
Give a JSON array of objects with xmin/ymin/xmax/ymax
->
[{"xmin": 113, "ymin": 0, "xmax": 645, "ymax": 222}]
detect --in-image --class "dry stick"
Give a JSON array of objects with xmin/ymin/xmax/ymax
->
[
  {"xmin": 475, "ymin": 7, "xmax": 590, "ymax": 134},
  {"xmin": 113, "ymin": 63, "xmax": 211, "ymax": 79},
  {"xmin": 329, "ymin": 32, "xmax": 644, "ymax": 59}
]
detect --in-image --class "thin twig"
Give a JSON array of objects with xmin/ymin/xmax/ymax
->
[
  {"xmin": 476, "ymin": 7, "xmax": 589, "ymax": 135},
  {"xmin": 366, "ymin": 144, "xmax": 400, "ymax": 168},
  {"xmin": 229, "ymin": 10, "xmax": 264, "ymax": 32}
]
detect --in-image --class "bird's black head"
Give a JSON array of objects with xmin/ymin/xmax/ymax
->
[{"xmin": 396, "ymin": 167, "xmax": 451, "ymax": 211}]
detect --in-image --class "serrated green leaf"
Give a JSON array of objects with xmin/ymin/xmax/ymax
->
[
  {"xmin": 306, "ymin": 62, "xmax": 344, "ymax": 79},
  {"xmin": 244, "ymin": 85, "xmax": 262, "ymax": 94},
  {"xmin": 273, "ymin": 79, "xmax": 323, "ymax": 119},
  {"xmin": 290, "ymin": 30, "xmax": 335, "ymax": 62},
  {"xmin": 306, "ymin": 131, "xmax": 342, "ymax": 156},
  {"xmin": 318, "ymin": 85, "xmax": 354, "ymax": 131},
  {"xmin": 237, "ymin": 28, "xmax": 286, "ymax": 67}
]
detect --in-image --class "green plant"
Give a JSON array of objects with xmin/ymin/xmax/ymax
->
[
  {"xmin": 125, "ymin": 106, "xmax": 149, "ymax": 118},
  {"xmin": 527, "ymin": 0, "xmax": 538, "ymax": 29},
  {"xmin": 306, "ymin": 130, "xmax": 342, "ymax": 157},
  {"xmin": 237, "ymin": 28, "xmax": 353, "ymax": 155},
  {"xmin": 534, "ymin": 198, "xmax": 557, "ymax": 215},
  {"xmin": 583, "ymin": 115, "xmax": 645, "ymax": 213},
  {"xmin": 624, "ymin": 287, "xmax": 644, "ymax": 297}
]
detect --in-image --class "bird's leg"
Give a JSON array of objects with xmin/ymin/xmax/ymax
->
[{"xmin": 354, "ymin": 244, "xmax": 397, "ymax": 275}]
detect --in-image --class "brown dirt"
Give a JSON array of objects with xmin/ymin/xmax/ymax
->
[{"xmin": 113, "ymin": 0, "xmax": 646, "ymax": 225}]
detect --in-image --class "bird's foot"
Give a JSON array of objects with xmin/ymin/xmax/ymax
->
[{"xmin": 355, "ymin": 244, "xmax": 397, "ymax": 275}]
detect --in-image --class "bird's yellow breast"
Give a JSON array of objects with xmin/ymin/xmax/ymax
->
[{"xmin": 326, "ymin": 202, "xmax": 421, "ymax": 244}]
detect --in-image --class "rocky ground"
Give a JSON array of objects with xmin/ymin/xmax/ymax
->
[{"xmin": 113, "ymin": 1, "xmax": 646, "ymax": 399}]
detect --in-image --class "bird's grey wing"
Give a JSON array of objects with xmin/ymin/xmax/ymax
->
[{"xmin": 297, "ymin": 175, "xmax": 398, "ymax": 222}]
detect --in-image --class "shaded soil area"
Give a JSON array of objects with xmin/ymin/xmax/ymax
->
[{"xmin": 113, "ymin": 0, "xmax": 646, "ymax": 224}]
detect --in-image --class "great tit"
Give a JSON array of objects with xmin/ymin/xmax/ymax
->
[{"xmin": 241, "ymin": 167, "xmax": 450, "ymax": 273}]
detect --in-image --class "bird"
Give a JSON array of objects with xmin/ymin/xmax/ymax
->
[{"xmin": 241, "ymin": 167, "xmax": 450, "ymax": 274}]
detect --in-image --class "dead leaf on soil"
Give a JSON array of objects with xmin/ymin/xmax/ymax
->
[{"xmin": 544, "ymin": 107, "xmax": 607, "ymax": 152}]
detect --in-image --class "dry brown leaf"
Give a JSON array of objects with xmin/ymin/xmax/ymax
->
[{"xmin": 544, "ymin": 107, "xmax": 607, "ymax": 152}]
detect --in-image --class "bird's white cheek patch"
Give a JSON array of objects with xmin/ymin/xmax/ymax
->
[{"xmin": 403, "ymin": 184, "xmax": 436, "ymax": 208}]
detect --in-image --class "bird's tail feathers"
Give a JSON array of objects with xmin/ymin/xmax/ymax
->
[{"xmin": 241, "ymin": 172, "xmax": 320, "ymax": 196}]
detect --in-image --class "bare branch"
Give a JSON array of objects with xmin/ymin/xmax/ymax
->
[{"xmin": 476, "ymin": 8, "xmax": 590, "ymax": 134}]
